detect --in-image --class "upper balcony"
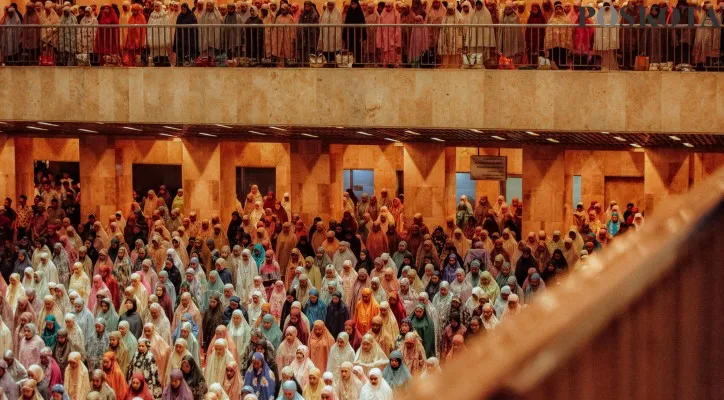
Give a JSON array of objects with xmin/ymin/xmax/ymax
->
[{"xmin": 1, "ymin": 22, "xmax": 723, "ymax": 134}]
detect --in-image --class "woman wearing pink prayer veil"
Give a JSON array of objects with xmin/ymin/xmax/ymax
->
[
  {"xmin": 376, "ymin": 1, "xmax": 401, "ymax": 66},
  {"xmin": 88, "ymin": 275, "xmax": 109, "ymax": 312}
]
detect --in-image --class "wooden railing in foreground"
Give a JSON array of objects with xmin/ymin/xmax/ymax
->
[{"xmin": 398, "ymin": 167, "xmax": 724, "ymax": 400}]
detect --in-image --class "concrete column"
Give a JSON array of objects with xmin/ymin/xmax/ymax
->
[
  {"xmin": 181, "ymin": 138, "xmax": 221, "ymax": 220},
  {"xmin": 79, "ymin": 136, "xmax": 117, "ymax": 220},
  {"xmin": 403, "ymin": 143, "xmax": 448, "ymax": 229},
  {"xmin": 644, "ymin": 149, "xmax": 690, "ymax": 216},
  {"xmin": 0, "ymin": 135, "xmax": 17, "ymax": 202},
  {"xmin": 522, "ymin": 146, "xmax": 566, "ymax": 234}
]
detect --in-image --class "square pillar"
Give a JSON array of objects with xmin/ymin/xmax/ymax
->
[
  {"xmin": 644, "ymin": 149, "xmax": 690, "ymax": 215},
  {"xmin": 522, "ymin": 146, "xmax": 566, "ymax": 234},
  {"xmin": 290, "ymin": 140, "xmax": 339, "ymax": 223},
  {"xmin": 403, "ymin": 143, "xmax": 448, "ymax": 229},
  {"xmin": 181, "ymin": 138, "xmax": 221, "ymax": 219},
  {"xmin": 0, "ymin": 135, "xmax": 17, "ymax": 202},
  {"xmin": 79, "ymin": 136, "xmax": 117, "ymax": 219}
]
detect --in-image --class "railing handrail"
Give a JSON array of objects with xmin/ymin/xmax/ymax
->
[
  {"xmin": 0, "ymin": 23, "xmax": 713, "ymax": 27},
  {"xmin": 397, "ymin": 167, "xmax": 724, "ymax": 400}
]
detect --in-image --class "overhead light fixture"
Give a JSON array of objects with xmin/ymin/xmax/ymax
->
[
  {"xmin": 614, "ymin": 136, "xmax": 626, "ymax": 141},
  {"xmin": 158, "ymin": 133, "xmax": 176, "ymax": 137},
  {"xmin": 546, "ymin": 138, "xmax": 560, "ymax": 143},
  {"xmin": 630, "ymin": 143, "xmax": 642, "ymax": 148},
  {"xmin": 384, "ymin": 138, "xmax": 399, "ymax": 142},
  {"xmin": 269, "ymin": 126, "xmax": 287, "ymax": 131},
  {"xmin": 301, "ymin": 133, "xmax": 319, "ymax": 138},
  {"xmin": 404, "ymin": 130, "xmax": 421, "ymax": 136},
  {"xmin": 601, "ymin": 131, "xmax": 609, "ymax": 134},
  {"xmin": 95, "ymin": 122, "xmax": 105, "ymax": 125},
  {"xmin": 431, "ymin": 137, "xmax": 445, "ymax": 142},
  {"xmin": 37, "ymin": 122, "xmax": 59, "ymax": 127},
  {"xmin": 357, "ymin": 131, "xmax": 373, "ymax": 136},
  {"xmin": 669, "ymin": 135, "xmax": 681, "ymax": 141},
  {"xmin": 525, "ymin": 131, "xmax": 539, "ymax": 136},
  {"xmin": 198, "ymin": 132, "xmax": 217, "ymax": 137},
  {"xmin": 0, "ymin": 122, "xmax": 7, "ymax": 125},
  {"xmin": 470, "ymin": 129, "xmax": 482, "ymax": 133},
  {"xmin": 249, "ymin": 130, "xmax": 266, "ymax": 136},
  {"xmin": 491, "ymin": 135, "xmax": 505, "ymax": 140},
  {"xmin": 335, "ymin": 126, "xmax": 344, "ymax": 129},
  {"xmin": 683, "ymin": 142, "xmax": 694, "ymax": 148},
  {"xmin": 27, "ymin": 126, "xmax": 47, "ymax": 131},
  {"xmin": 215, "ymin": 124, "xmax": 233, "ymax": 129},
  {"xmin": 122, "ymin": 126, "xmax": 142, "ymax": 131},
  {"xmin": 78, "ymin": 128, "xmax": 98, "ymax": 133},
  {"xmin": 163, "ymin": 126, "xmax": 182, "ymax": 131}
]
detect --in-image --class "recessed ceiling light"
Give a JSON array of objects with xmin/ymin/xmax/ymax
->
[
  {"xmin": 384, "ymin": 138, "xmax": 399, "ymax": 142},
  {"xmin": 27, "ymin": 126, "xmax": 47, "ymax": 131},
  {"xmin": 163, "ymin": 126, "xmax": 182, "ymax": 131},
  {"xmin": 491, "ymin": 135, "xmax": 505, "ymax": 140},
  {"xmin": 525, "ymin": 131, "xmax": 539, "ymax": 136},
  {"xmin": 335, "ymin": 126, "xmax": 344, "ymax": 129},
  {"xmin": 198, "ymin": 132, "xmax": 217, "ymax": 137},
  {"xmin": 669, "ymin": 135, "xmax": 681, "ymax": 141},
  {"xmin": 546, "ymin": 138, "xmax": 560, "ymax": 143},
  {"xmin": 357, "ymin": 131, "xmax": 373, "ymax": 136},
  {"xmin": 0, "ymin": 122, "xmax": 7, "ymax": 125},
  {"xmin": 404, "ymin": 130, "xmax": 421, "ymax": 136},
  {"xmin": 249, "ymin": 131, "xmax": 266, "ymax": 136},
  {"xmin": 95, "ymin": 122, "xmax": 105, "ymax": 125},
  {"xmin": 158, "ymin": 133, "xmax": 176, "ymax": 137},
  {"xmin": 683, "ymin": 142, "xmax": 694, "ymax": 148},
  {"xmin": 614, "ymin": 136, "xmax": 626, "ymax": 141},
  {"xmin": 37, "ymin": 122, "xmax": 59, "ymax": 127},
  {"xmin": 431, "ymin": 137, "xmax": 445, "ymax": 142},
  {"xmin": 78, "ymin": 128, "xmax": 98, "ymax": 133},
  {"xmin": 301, "ymin": 133, "xmax": 319, "ymax": 138},
  {"xmin": 601, "ymin": 131, "xmax": 609, "ymax": 134},
  {"xmin": 470, "ymin": 129, "xmax": 482, "ymax": 133},
  {"xmin": 122, "ymin": 126, "xmax": 142, "ymax": 131},
  {"xmin": 215, "ymin": 124, "xmax": 233, "ymax": 129},
  {"xmin": 630, "ymin": 143, "xmax": 642, "ymax": 148},
  {"xmin": 269, "ymin": 126, "xmax": 287, "ymax": 131}
]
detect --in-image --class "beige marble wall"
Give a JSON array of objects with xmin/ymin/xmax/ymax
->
[
  {"xmin": 2, "ymin": 68, "xmax": 722, "ymax": 133},
  {"xmin": 522, "ymin": 146, "xmax": 566, "ymax": 234},
  {"xmin": 79, "ymin": 136, "xmax": 117, "ymax": 219},
  {"xmin": 115, "ymin": 139, "xmax": 184, "ymax": 213},
  {"xmin": 181, "ymin": 139, "xmax": 221, "ymax": 221},
  {"xmin": 0, "ymin": 135, "xmax": 16, "ymax": 202},
  {"xmin": 691, "ymin": 153, "xmax": 724, "ymax": 187},
  {"xmin": 219, "ymin": 142, "xmax": 291, "ymax": 221},
  {"xmin": 563, "ymin": 150, "xmax": 645, "ymax": 226},
  {"xmin": 332, "ymin": 144, "xmax": 403, "ymax": 196},
  {"xmin": 290, "ymin": 140, "xmax": 336, "ymax": 223},
  {"xmin": 644, "ymin": 149, "xmax": 691, "ymax": 216},
  {"xmin": 403, "ymin": 143, "xmax": 448, "ymax": 229},
  {"xmin": 13, "ymin": 138, "xmax": 80, "ymax": 200}
]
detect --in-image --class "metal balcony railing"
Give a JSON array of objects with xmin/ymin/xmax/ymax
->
[{"xmin": 0, "ymin": 23, "xmax": 721, "ymax": 70}]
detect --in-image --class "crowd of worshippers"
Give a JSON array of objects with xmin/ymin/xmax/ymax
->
[
  {"xmin": 0, "ymin": 180, "xmax": 645, "ymax": 400},
  {"xmin": 1, "ymin": 0, "xmax": 722, "ymax": 68}
]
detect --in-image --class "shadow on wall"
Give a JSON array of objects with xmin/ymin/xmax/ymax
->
[{"xmin": 132, "ymin": 164, "xmax": 182, "ymax": 198}]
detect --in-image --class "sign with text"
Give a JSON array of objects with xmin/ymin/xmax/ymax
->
[{"xmin": 470, "ymin": 156, "xmax": 507, "ymax": 181}]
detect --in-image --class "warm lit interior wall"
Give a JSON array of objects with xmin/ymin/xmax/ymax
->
[
  {"xmin": 3, "ymin": 137, "xmax": 723, "ymax": 230},
  {"xmin": 3, "ymin": 68, "xmax": 723, "ymax": 134}
]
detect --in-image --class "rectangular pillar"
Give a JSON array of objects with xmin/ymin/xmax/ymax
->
[
  {"xmin": 79, "ymin": 136, "xmax": 117, "ymax": 220},
  {"xmin": 181, "ymin": 138, "xmax": 221, "ymax": 220},
  {"xmin": 0, "ymin": 135, "xmax": 17, "ymax": 202},
  {"xmin": 403, "ymin": 143, "xmax": 447, "ymax": 229},
  {"xmin": 644, "ymin": 149, "xmax": 690, "ymax": 216},
  {"xmin": 290, "ymin": 140, "xmax": 338, "ymax": 223},
  {"xmin": 522, "ymin": 146, "xmax": 566, "ymax": 234}
]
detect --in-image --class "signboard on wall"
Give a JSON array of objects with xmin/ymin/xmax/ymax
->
[{"xmin": 470, "ymin": 156, "xmax": 507, "ymax": 181}]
